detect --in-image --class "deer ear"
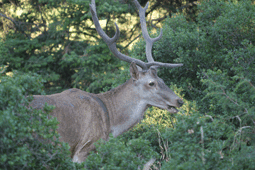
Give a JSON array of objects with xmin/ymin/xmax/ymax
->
[
  {"xmin": 130, "ymin": 61, "xmax": 139, "ymax": 81},
  {"xmin": 149, "ymin": 67, "xmax": 157, "ymax": 78}
]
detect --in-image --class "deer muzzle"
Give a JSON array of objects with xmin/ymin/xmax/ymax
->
[{"xmin": 177, "ymin": 99, "xmax": 184, "ymax": 107}]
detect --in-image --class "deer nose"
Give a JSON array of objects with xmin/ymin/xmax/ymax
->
[{"xmin": 177, "ymin": 99, "xmax": 184, "ymax": 107}]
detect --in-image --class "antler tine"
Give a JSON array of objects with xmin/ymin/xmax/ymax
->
[
  {"xmin": 90, "ymin": 0, "xmax": 148, "ymax": 70},
  {"xmin": 133, "ymin": 0, "xmax": 183, "ymax": 68},
  {"xmin": 133, "ymin": 0, "xmax": 162, "ymax": 63}
]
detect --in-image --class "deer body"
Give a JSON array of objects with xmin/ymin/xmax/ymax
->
[
  {"xmin": 31, "ymin": 66, "xmax": 182, "ymax": 162},
  {"xmin": 30, "ymin": 0, "xmax": 184, "ymax": 163}
]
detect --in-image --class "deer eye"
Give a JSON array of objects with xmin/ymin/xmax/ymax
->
[{"xmin": 149, "ymin": 82, "xmax": 155, "ymax": 86}]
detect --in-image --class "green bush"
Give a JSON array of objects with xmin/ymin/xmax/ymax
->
[
  {"xmin": 160, "ymin": 112, "xmax": 255, "ymax": 170},
  {"xmin": 82, "ymin": 134, "xmax": 158, "ymax": 170},
  {"xmin": 64, "ymin": 41, "xmax": 123, "ymax": 93},
  {"xmin": 0, "ymin": 70, "xmax": 75, "ymax": 169}
]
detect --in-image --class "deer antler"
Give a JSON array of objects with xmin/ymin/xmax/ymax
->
[
  {"xmin": 133, "ymin": 0, "xmax": 161, "ymax": 63},
  {"xmin": 133, "ymin": 0, "xmax": 183, "ymax": 68},
  {"xmin": 89, "ymin": 0, "xmax": 183, "ymax": 70},
  {"xmin": 90, "ymin": 0, "xmax": 148, "ymax": 70}
]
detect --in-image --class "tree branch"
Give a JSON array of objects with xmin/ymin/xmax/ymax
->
[
  {"xmin": 0, "ymin": 12, "xmax": 31, "ymax": 38},
  {"xmin": 151, "ymin": 15, "xmax": 167, "ymax": 28},
  {"xmin": 124, "ymin": 33, "xmax": 141, "ymax": 48},
  {"xmin": 0, "ymin": 12, "xmax": 18, "ymax": 27}
]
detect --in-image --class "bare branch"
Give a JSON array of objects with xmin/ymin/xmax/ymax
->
[
  {"xmin": 124, "ymin": 33, "xmax": 141, "ymax": 48},
  {"xmin": 0, "ymin": 12, "xmax": 31, "ymax": 38},
  {"xmin": 200, "ymin": 126, "xmax": 205, "ymax": 165},
  {"xmin": 0, "ymin": 12, "xmax": 18, "ymax": 27},
  {"xmin": 205, "ymin": 115, "xmax": 214, "ymax": 121},
  {"xmin": 151, "ymin": 15, "xmax": 167, "ymax": 28}
]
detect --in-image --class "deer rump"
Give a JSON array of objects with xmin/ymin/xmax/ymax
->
[{"xmin": 30, "ymin": 88, "xmax": 110, "ymax": 162}]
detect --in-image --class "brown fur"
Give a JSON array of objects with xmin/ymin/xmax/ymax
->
[{"xmin": 30, "ymin": 88, "xmax": 111, "ymax": 162}]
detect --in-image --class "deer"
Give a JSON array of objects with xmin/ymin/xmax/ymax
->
[{"xmin": 30, "ymin": 0, "xmax": 184, "ymax": 163}]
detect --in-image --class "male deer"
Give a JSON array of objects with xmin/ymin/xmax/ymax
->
[{"xmin": 30, "ymin": 0, "xmax": 184, "ymax": 163}]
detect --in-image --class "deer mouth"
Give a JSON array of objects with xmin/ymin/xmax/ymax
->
[
  {"xmin": 148, "ymin": 104, "xmax": 179, "ymax": 113},
  {"xmin": 167, "ymin": 105, "xmax": 179, "ymax": 113}
]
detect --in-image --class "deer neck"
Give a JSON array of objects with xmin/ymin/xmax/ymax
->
[{"xmin": 96, "ymin": 79, "xmax": 148, "ymax": 137}]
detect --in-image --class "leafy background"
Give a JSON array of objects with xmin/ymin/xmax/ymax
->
[{"xmin": 0, "ymin": 0, "xmax": 254, "ymax": 169}]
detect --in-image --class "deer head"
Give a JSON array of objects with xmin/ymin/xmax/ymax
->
[{"xmin": 129, "ymin": 62, "xmax": 183, "ymax": 113}]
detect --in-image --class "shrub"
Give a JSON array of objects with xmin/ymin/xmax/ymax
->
[
  {"xmin": 0, "ymin": 70, "xmax": 75, "ymax": 169},
  {"xmin": 160, "ymin": 112, "xmax": 255, "ymax": 170},
  {"xmin": 83, "ymin": 134, "xmax": 159, "ymax": 170}
]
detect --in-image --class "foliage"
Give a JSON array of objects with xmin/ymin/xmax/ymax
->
[
  {"xmin": 0, "ymin": 0, "xmax": 255, "ymax": 169},
  {"xmin": 60, "ymin": 40, "xmax": 123, "ymax": 93},
  {"xmin": 160, "ymin": 112, "xmax": 255, "ymax": 170},
  {"xmin": 0, "ymin": 0, "xmax": 131, "ymax": 94},
  {"xmin": 0, "ymin": 70, "xmax": 76, "ymax": 169},
  {"xmin": 82, "ymin": 134, "xmax": 159, "ymax": 170}
]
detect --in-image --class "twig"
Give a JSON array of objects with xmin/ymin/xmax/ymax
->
[
  {"xmin": 0, "ymin": 13, "xmax": 18, "ymax": 27},
  {"xmin": 205, "ymin": 115, "xmax": 214, "ymax": 121},
  {"xmin": 200, "ymin": 126, "xmax": 205, "ymax": 165},
  {"xmin": 124, "ymin": 34, "xmax": 141, "ymax": 48},
  {"xmin": 150, "ymin": 15, "xmax": 167, "ymax": 28},
  {"xmin": 231, "ymin": 126, "xmax": 251, "ymax": 151},
  {"xmin": 221, "ymin": 87, "xmax": 240, "ymax": 106},
  {"xmin": 0, "ymin": 12, "xmax": 31, "ymax": 38},
  {"xmin": 45, "ymin": 151, "xmax": 58, "ymax": 164},
  {"xmin": 248, "ymin": 81, "xmax": 255, "ymax": 90},
  {"xmin": 157, "ymin": 129, "xmax": 170, "ymax": 161},
  {"xmin": 143, "ymin": 158, "xmax": 156, "ymax": 170}
]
